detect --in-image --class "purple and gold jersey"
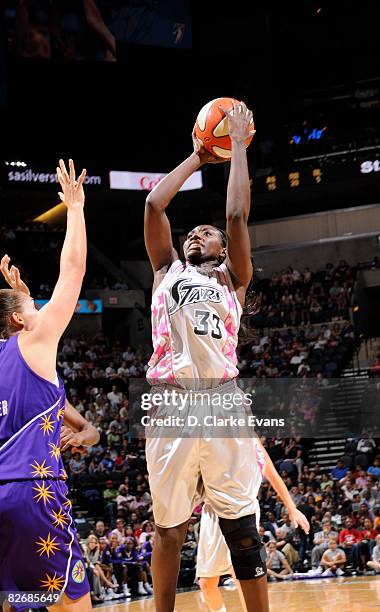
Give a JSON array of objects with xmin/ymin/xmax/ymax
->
[
  {"xmin": 0, "ymin": 334, "xmax": 66, "ymax": 481},
  {"xmin": 0, "ymin": 334, "xmax": 89, "ymax": 608}
]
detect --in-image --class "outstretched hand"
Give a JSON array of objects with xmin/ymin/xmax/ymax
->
[
  {"xmin": 0, "ymin": 254, "xmax": 30, "ymax": 295},
  {"xmin": 219, "ymin": 99, "xmax": 255, "ymax": 144},
  {"xmin": 192, "ymin": 125, "xmax": 227, "ymax": 165},
  {"xmin": 289, "ymin": 508, "xmax": 310, "ymax": 534},
  {"xmin": 56, "ymin": 159, "xmax": 87, "ymax": 210}
]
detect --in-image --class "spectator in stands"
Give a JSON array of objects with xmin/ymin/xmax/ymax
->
[
  {"xmin": 101, "ymin": 533, "xmax": 129, "ymax": 597},
  {"xmin": 85, "ymin": 534, "xmax": 116, "ymax": 599},
  {"xmin": 356, "ymin": 434, "xmax": 376, "ymax": 467},
  {"xmin": 354, "ymin": 518, "xmax": 379, "ymax": 571},
  {"xmin": 180, "ymin": 524, "xmax": 197, "ymax": 570},
  {"xmin": 320, "ymin": 538, "xmax": 346, "ymax": 577},
  {"xmin": 331, "ymin": 459, "xmax": 349, "ymax": 480},
  {"xmin": 118, "ymin": 537, "xmax": 152, "ymax": 595},
  {"xmin": 122, "ymin": 346, "xmax": 135, "ymax": 363},
  {"xmin": 275, "ymin": 528, "xmax": 299, "ymax": 568},
  {"xmin": 367, "ymin": 534, "xmax": 380, "ymax": 574},
  {"xmin": 368, "ymin": 457, "xmax": 380, "ymax": 479},
  {"xmin": 310, "ymin": 520, "xmax": 339, "ymax": 569},
  {"xmin": 264, "ymin": 511, "xmax": 279, "ymax": 538},
  {"xmin": 339, "ymin": 517, "xmax": 363, "ymax": 566},
  {"xmin": 94, "ymin": 521, "xmax": 107, "ymax": 540},
  {"xmin": 107, "ymin": 385, "xmax": 123, "ymax": 406},
  {"xmin": 266, "ymin": 541, "xmax": 292, "ymax": 580},
  {"xmin": 103, "ymin": 480, "xmax": 118, "ymax": 527},
  {"xmin": 68, "ymin": 451, "xmax": 86, "ymax": 487},
  {"xmin": 111, "ymin": 518, "xmax": 127, "ymax": 545},
  {"xmin": 139, "ymin": 521, "xmax": 155, "ymax": 545}
]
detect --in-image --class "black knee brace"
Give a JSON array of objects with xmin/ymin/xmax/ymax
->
[{"xmin": 219, "ymin": 514, "xmax": 267, "ymax": 580}]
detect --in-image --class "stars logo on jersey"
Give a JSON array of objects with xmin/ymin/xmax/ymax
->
[
  {"xmin": 39, "ymin": 414, "xmax": 55, "ymax": 435},
  {"xmin": 56, "ymin": 406, "xmax": 65, "ymax": 421},
  {"xmin": 30, "ymin": 459, "xmax": 54, "ymax": 478},
  {"xmin": 51, "ymin": 507, "xmax": 69, "ymax": 529},
  {"xmin": 72, "ymin": 560, "xmax": 86, "ymax": 584},
  {"xmin": 35, "ymin": 532, "xmax": 61, "ymax": 558},
  {"xmin": 40, "ymin": 571, "xmax": 64, "ymax": 592},
  {"xmin": 32, "ymin": 481, "xmax": 55, "ymax": 505},
  {"xmin": 49, "ymin": 442, "xmax": 61, "ymax": 461},
  {"xmin": 169, "ymin": 279, "xmax": 222, "ymax": 315}
]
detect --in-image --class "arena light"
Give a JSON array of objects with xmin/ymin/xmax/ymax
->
[{"xmin": 5, "ymin": 160, "xmax": 27, "ymax": 167}]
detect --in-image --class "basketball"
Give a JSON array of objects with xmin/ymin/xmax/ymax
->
[{"xmin": 195, "ymin": 97, "xmax": 255, "ymax": 159}]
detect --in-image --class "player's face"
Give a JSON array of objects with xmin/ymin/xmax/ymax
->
[
  {"xmin": 183, "ymin": 225, "xmax": 225, "ymax": 264},
  {"xmin": 14, "ymin": 294, "xmax": 39, "ymax": 330}
]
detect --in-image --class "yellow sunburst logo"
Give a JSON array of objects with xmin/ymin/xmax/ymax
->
[
  {"xmin": 51, "ymin": 507, "xmax": 69, "ymax": 529},
  {"xmin": 30, "ymin": 459, "xmax": 54, "ymax": 478},
  {"xmin": 57, "ymin": 407, "xmax": 65, "ymax": 421},
  {"xmin": 49, "ymin": 442, "xmax": 61, "ymax": 461},
  {"xmin": 32, "ymin": 481, "xmax": 55, "ymax": 505},
  {"xmin": 39, "ymin": 414, "xmax": 55, "ymax": 436},
  {"xmin": 60, "ymin": 468, "xmax": 68, "ymax": 480},
  {"xmin": 36, "ymin": 532, "xmax": 61, "ymax": 558},
  {"xmin": 63, "ymin": 497, "xmax": 72, "ymax": 509},
  {"xmin": 40, "ymin": 571, "xmax": 65, "ymax": 592}
]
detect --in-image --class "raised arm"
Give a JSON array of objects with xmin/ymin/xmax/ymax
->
[
  {"xmin": 220, "ymin": 100, "xmax": 254, "ymax": 295},
  {"xmin": 18, "ymin": 159, "xmax": 87, "ymax": 379},
  {"xmin": 144, "ymin": 127, "xmax": 224, "ymax": 273}
]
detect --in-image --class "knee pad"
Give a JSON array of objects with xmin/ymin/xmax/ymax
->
[{"xmin": 219, "ymin": 514, "xmax": 267, "ymax": 580}]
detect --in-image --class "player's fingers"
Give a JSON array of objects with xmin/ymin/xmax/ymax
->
[
  {"xmin": 13, "ymin": 267, "xmax": 21, "ymax": 283},
  {"xmin": 76, "ymin": 169, "xmax": 87, "ymax": 190},
  {"xmin": 59, "ymin": 159, "xmax": 70, "ymax": 184},
  {"xmin": 56, "ymin": 167, "xmax": 65, "ymax": 190},
  {"xmin": 69, "ymin": 158, "xmax": 75, "ymax": 183}
]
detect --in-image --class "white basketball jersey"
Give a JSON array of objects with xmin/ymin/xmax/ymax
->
[{"xmin": 147, "ymin": 260, "xmax": 242, "ymax": 389}]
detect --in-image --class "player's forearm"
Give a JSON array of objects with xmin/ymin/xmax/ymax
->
[
  {"xmin": 60, "ymin": 207, "xmax": 87, "ymax": 275},
  {"xmin": 145, "ymin": 153, "xmax": 201, "ymax": 211},
  {"xmin": 262, "ymin": 448, "xmax": 297, "ymax": 513},
  {"xmin": 226, "ymin": 141, "xmax": 250, "ymax": 221}
]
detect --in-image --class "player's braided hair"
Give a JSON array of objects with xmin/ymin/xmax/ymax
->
[
  {"xmin": 215, "ymin": 227, "xmax": 262, "ymax": 345},
  {"xmin": 216, "ymin": 227, "xmax": 261, "ymax": 316}
]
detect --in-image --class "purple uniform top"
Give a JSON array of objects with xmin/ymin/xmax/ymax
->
[
  {"xmin": 0, "ymin": 334, "xmax": 90, "ymax": 608},
  {"xmin": 0, "ymin": 334, "xmax": 66, "ymax": 481}
]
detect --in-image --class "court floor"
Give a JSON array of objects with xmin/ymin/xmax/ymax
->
[{"xmin": 98, "ymin": 576, "xmax": 380, "ymax": 611}]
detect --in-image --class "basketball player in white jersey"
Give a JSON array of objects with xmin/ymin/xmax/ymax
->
[
  {"xmin": 197, "ymin": 438, "xmax": 310, "ymax": 612},
  {"xmin": 144, "ymin": 100, "xmax": 269, "ymax": 612}
]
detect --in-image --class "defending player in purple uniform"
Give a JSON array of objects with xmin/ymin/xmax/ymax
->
[{"xmin": 0, "ymin": 160, "xmax": 96, "ymax": 612}]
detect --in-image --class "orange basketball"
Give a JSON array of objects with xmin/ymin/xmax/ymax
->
[{"xmin": 195, "ymin": 97, "xmax": 255, "ymax": 159}]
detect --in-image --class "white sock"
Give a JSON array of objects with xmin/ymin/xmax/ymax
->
[{"xmin": 138, "ymin": 581, "xmax": 143, "ymax": 588}]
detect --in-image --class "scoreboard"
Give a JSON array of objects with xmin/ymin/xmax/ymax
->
[{"xmin": 253, "ymin": 157, "xmax": 380, "ymax": 194}]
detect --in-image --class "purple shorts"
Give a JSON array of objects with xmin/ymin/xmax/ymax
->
[{"xmin": 0, "ymin": 479, "xmax": 90, "ymax": 610}]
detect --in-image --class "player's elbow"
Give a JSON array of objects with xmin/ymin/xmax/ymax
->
[
  {"xmin": 226, "ymin": 209, "xmax": 248, "ymax": 224},
  {"xmin": 145, "ymin": 193, "xmax": 162, "ymax": 212}
]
